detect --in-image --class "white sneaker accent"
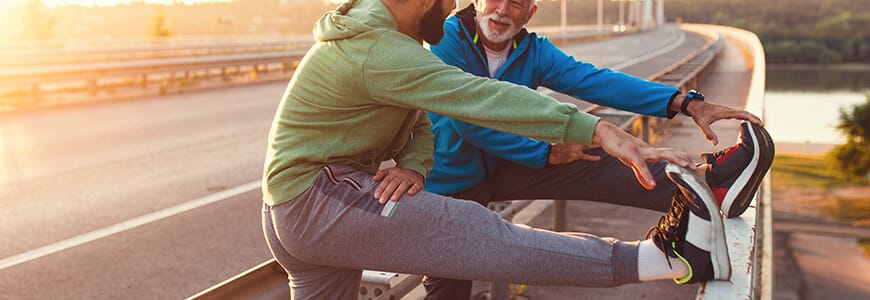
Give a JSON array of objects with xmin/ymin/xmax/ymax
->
[
  {"xmin": 721, "ymin": 121, "xmax": 761, "ymax": 216},
  {"xmin": 665, "ymin": 163, "xmax": 731, "ymax": 280},
  {"xmin": 686, "ymin": 212, "xmax": 713, "ymax": 252},
  {"xmin": 638, "ymin": 239, "xmax": 689, "ymax": 281}
]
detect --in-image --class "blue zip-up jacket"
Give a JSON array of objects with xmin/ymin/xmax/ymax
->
[{"xmin": 425, "ymin": 5, "xmax": 680, "ymax": 195}]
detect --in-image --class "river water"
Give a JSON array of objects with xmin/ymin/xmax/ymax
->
[{"xmin": 765, "ymin": 67, "xmax": 870, "ymax": 145}]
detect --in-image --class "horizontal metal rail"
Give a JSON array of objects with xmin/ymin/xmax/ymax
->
[
  {"xmin": 0, "ymin": 50, "xmax": 306, "ymax": 86},
  {"xmin": 0, "ymin": 29, "xmax": 634, "ymax": 111},
  {"xmin": 0, "ymin": 33, "xmax": 307, "ymax": 50},
  {"xmin": 0, "ymin": 50, "xmax": 308, "ymax": 110},
  {"xmin": 0, "ymin": 40, "xmax": 314, "ymax": 67},
  {"xmin": 0, "ymin": 26, "xmax": 620, "ymax": 67},
  {"xmin": 188, "ymin": 26, "xmax": 728, "ymax": 300},
  {"xmin": 185, "ymin": 260, "xmax": 289, "ymax": 300}
]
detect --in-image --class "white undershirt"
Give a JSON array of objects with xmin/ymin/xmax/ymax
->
[{"xmin": 483, "ymin": 44, "xmax": 510, "ymax": 78}]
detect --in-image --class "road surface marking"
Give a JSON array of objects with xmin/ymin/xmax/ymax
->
[{"xmin": 0, "ymin": 180, "xmax": 261, "ymax": 270}]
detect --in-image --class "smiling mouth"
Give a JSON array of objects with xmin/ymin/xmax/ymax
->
[{"xmin": 488, "ymin": 19, "xmax": 510, "ymax": 31}]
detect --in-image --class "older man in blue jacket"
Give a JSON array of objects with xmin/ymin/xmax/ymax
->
[{"xmin": 423, "ymin": 0, "xmax": 770, "ymax": 299}]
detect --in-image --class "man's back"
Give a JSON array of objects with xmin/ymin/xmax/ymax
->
[{"xmin": 264, "ymin": 0, "xmax": 602, "ymax": 206}]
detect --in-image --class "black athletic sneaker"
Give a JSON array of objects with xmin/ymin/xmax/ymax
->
[
  {"xmin": 703, "ymin": 121, "xmax": 775, "ymax": 218},
  {"xmin": 645, "ymin": 163, "xmax": 731, "ymax": 284}
]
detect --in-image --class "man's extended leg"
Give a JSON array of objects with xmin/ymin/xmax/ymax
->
[
  {"xmin": 488, "ymin": 148, "xmax": 676, "ymax": 211},
  {"xmin": 266, "ymin": 164, "xmax": 642, "ymax": 298},
  {"xmin": 423, "ymin": 127, "xmax": 774, "ymax": 299},
  {"xmin": 489, "ymin": 121, "xmax": 774, "ymax": 215},
  {"xmin": 424, "ymin": 150, "xmax": 675, "ymax": 300}
]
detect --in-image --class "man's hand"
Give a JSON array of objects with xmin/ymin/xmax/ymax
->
[
  {"xmin": 548, "ymin": 143, "xmax": 601, "ymax": 165},
  {"xmin": 373, "ymin": 167, "xmax": 425, "ymax": 204},
  {"xmin": 591, "ymin": 121, "xmax": 695, "ymax": 190},
  {"xmin": 683, "ymin": 96, "xmax": 763, "ymax": 145}
]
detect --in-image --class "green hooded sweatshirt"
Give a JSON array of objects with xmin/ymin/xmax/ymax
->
[{"xmin": 262, "ymin": 0, "xmax": 600, "ymax": 205}]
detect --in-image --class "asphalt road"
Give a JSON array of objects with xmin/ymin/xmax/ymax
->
[{"xmin": 0, "ymin": 25, "xmax": 705, "ymax": 299}]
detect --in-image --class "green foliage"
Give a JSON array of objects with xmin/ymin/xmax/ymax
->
[
  {"xmin": 827, "ymin": 95, "xmax": 870, "ymax": 182},
  {"xmin": 765, "ymin": 40, "xmax": 841, "ymax": 63},
  {"xmin": 821, "ymin": 196, "xmax": 870, "ymax": 224},
  {"xmin": 837, "ymin": 95, "xmax": 870, "ymax": 142},
  {"xmin": 665, "ymin": 0, "xmax": 870, "ymax": 63},
  {"xmin": 827, "ymin": 141, "xmax": 870, "ymax": 182}
]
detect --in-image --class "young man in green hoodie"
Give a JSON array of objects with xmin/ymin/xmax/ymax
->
[{"xmin": 261, "ymin": 0, "xmax": 764, "ymax": 298}]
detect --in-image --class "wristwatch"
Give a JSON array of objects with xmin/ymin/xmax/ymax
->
[{"xmin": 680, "ymin": 89, "xmax": 705, "ymax": 116}]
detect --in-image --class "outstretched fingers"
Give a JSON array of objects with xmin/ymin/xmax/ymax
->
[
  {"xmin": 642, "ymin": 147, "xmax": 694, "ymax": 168},
  {"xmin": 577, "ymin": 151, "xmax": 602, "ymax": 162},
  {"xmin": 726, "ymin": 109, "xmax": 763, "ymax": 126},
  {"xmin": 693, "ymin": 102, "xmax": 765, "ymax": 145},
  {"xmin": 593, "ymin": 121, "xmax": 695, "ymax": 190},
  {"xmin": 697, "ymin": 121, "xmax": 720, "ymax": 146},
  {"xmin": 623, "ymin": 156, "xmax": 656, "ymax": 190},
  {"xmin": 627, "ymin": 147, "xmax": 695, "ymax": 190}
]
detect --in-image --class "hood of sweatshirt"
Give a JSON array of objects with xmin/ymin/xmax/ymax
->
[{"xmin": 314, "ymin": 0, "xmax": 399, "ymax": 42}]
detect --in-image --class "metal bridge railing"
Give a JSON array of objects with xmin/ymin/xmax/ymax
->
[
  {"xmin": 0, "ymin": 28, "xmax": 620, "ymax": 112},
  {"xmin": 0, "ymin": 40, "xmax": 315, "ymax": 67}
]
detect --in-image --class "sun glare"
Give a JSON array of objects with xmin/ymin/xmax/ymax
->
[{"xmin": 0, "ymin": 0, "xmax": 232, "ymax": 8}]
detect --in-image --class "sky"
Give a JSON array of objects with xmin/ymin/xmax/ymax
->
[{"xmin": 0, "ymin": 0, "xmax": 232, "ymax": 7}]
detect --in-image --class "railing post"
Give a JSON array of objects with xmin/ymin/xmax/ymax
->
[
  {"xmin": 250, "ymin": 65, "xmax": 259, "ymax": 80},
  {"xmin": 87, "ymin": 79, "xmax": 97, "ymax": 96},
  {"xmin": 30, "ymin": 83, "xmax": 42, "ymax": 104},
  {"xmin": 554, "ymin": 199, "xmax": 567, "ymax": 232},
  {"xmin": 641, "ymin": 116, "xmax": 651, "ymax": 143},
  {"xmin": 490, "ymin": 282, "xmax": 511, "ymax": 300}
]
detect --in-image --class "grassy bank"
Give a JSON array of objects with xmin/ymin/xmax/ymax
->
[
  {"xmin": 772, "ymin": 153, "xmax": 869, "ymax": 225},
  {"xmin": 772, "ymin": 153, "xmax": 850, "ymax": 188}
]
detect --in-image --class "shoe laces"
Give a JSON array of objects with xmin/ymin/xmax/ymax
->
[
  {"xmin": 644, "ymin": 195, "xmax": 687, "ymax": 268},
  {"xmin": 704, "ymin": 145, "xmax": 735, "ymax": 165}
]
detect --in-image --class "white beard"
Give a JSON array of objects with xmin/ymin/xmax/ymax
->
[{"xmin": 476, "ymin": 11, "xmax": 523, "ymax": 44}]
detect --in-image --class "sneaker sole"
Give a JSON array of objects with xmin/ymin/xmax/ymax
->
[
  {"xmin": 666, "ymin": 164, "xmax": 732, "ymax": 281},
  {"xmin": 721, "ymin": 121, "xmax": 775, "ymax": 218}
]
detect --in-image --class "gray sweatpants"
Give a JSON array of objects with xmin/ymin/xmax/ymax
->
[
  {"xmin": 262, "ymin": 164, "xmax": 640, "ymax": 299},
  {"xmin": 423, "ymin": 149, "xmax": 676, "ymax": 299}
]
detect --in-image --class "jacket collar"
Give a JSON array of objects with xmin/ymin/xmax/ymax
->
[{"xmin": 455, "ymin": 4, "xmax": 529, "ymax": 52}]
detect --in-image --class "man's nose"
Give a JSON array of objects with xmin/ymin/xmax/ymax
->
[{"xmin": 494, "ymin": 0, "xmax": 510, "ymax": 15}]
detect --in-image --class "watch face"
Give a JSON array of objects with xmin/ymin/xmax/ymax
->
[{"xmin": 688, "ymin": 90, "xmax": 704, "ymax": 100}]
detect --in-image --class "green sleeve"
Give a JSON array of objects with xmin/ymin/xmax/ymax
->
[
  {"xmin": 362, "ymin": 33, "xmax": 600, "ymax": 145},
  {"xmin": 395, "ymin": 111, "xmax": 434, "ymax": 178}
]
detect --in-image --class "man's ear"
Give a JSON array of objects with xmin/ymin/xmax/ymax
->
[
  {"xmin": 419, "ymin": 0, "xmax": 437, "ymax": 10},
  {"xmin": 527, "ymin": 4, "xmax": 538, "ymax": 21}
]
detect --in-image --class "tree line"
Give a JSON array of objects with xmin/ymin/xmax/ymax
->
[{"xmin": 664, "ymin": 0, "xmax": 870, "ymax": 64}]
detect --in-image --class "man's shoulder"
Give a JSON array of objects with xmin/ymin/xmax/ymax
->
[
  {"xmin": 523, "ymin": 31, "xmax": 556, "ymax": 48},
  {"xmin": 442, "ymin": 15, "xmax": 465, "ymax": 39}
]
